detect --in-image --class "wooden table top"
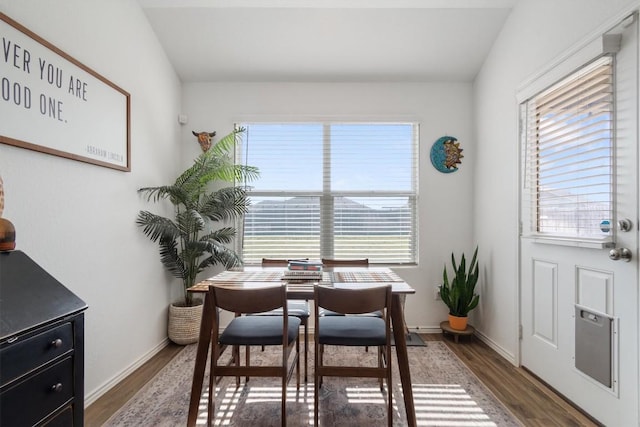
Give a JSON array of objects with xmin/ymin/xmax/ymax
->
[{"xmin": 188, "ymin": 266, "xmax": 415, "ymax": 298}]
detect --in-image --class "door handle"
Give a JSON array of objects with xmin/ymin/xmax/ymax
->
[
  {"xmin": 618, "ymin": 218, "xmax": 633, "ymax": 232},
  {"xmin": 609, "ymin": 247, "xmax": 632, "ymax": 262}
]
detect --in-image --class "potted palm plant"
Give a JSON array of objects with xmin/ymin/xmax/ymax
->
[
  {"xmin": 439, "ymin": 246, "xmax": 479, "ymax": 331},
  {"xmin": 136, "ymin": 128, "xmax": 258, "ymax": 344}
]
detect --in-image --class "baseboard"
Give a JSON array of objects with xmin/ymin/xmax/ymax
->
[
  {"xmin": 84, "ymin": 338, "xmax": 170, "ymax": 407},
  {"xmin": 408, "ymin": 326, "xmax": 442, "ymax": 334},
  {"xmin": 474, "ymin": 329, "xmax": 517, "ymax": 366},
  {"xmin": 408, "ymin": 325, "xmax": 519, "ymax": 366}
]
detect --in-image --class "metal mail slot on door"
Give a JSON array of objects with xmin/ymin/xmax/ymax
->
[{"xmin": 575, "ymin": 305, "xmax": 613, "ymax": 388}]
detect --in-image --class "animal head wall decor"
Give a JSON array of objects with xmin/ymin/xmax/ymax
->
[{"xmin": 192, "ymin": 131, "xmax": 216, "ymax": 152}]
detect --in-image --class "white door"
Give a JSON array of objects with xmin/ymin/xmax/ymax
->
[{"xmin": 519, "ymin": 17, "xmax": 638, "ymax": 426}]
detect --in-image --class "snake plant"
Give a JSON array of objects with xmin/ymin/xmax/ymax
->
[{"xmin": 439, "ymin": 247, "xmax": 479, "ymax": 317}]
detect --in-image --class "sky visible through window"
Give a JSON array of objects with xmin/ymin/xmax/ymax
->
[{"xmin": 242, "ymin": 123, "xmax": 414, "ymax": 201}]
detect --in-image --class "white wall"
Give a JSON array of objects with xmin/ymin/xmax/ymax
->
[
  {"xmin": 182, "ymin": 81, "xmax": 476, "ymax": 331},
  {"xmin": 473, "ymin": 0, "xmax": 639, "ymax": 361},
  {"xmin": 0, "ymin": 0, "xmax": 183, "ymax": 403},
  {"xmin": 8, "ymin": 0, "xmax": 627, "ymax": 406}
]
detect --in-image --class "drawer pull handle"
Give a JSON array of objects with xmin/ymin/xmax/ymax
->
[
  {"xmin": 51, "ymin": 383, "xmax": 63, "ymax": 393},
  {"xmin": 51, "ymin": 338, "xmax": 63, "ymax": 348}
]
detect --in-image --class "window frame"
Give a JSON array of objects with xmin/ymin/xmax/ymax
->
[
  {"xmin": 519, "ymin": 55, "xmax": 616, "ymax": 248},
  {"xmin": 236, "ymin": 121, "xmax": 420, "ymax": 265}
]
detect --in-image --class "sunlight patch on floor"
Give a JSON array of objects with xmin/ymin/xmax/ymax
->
[
  {"xmin": 196, "ymin": 382, "xmax": 498, "ymax": 426},
  {"xmin": 196, "ymin": 384, "xmax": 316, "ymax": 425},
  {"xmin": 412, "ymin": 384, "xmax": 497, "ymax": 427},
  {"xmin": 345, "ymin": 385, "xmax": 390, "ymax": 405}
]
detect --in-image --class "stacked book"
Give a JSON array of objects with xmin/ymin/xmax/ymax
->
[
  {"xmin": 282, "ymin": 259, "xmax": 323, "ymax": 281},
  {"xmin": 288, "ymin": 259, "xmax": 323, "ymax": 271}
]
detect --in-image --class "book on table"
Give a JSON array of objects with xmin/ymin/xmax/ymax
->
[
  {"xmin": 282, "ymin": 269, "xmax": 323, "ymax": 281},
  {"xmin": 287, "ymin": 259, "xmax": 323, "ymax": 271}
]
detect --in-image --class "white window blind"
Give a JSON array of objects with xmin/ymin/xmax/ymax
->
[
  {"xmin": 522, "ymin": 56, "xmax": 614, "ymax": 240},
  {"xmin": 237, "ymin": 122, "xmax": 418, "ymax": 264}
]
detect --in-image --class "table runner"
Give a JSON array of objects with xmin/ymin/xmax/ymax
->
[
  {"xmin": 209, "ymin": 270, "xmax": 404, "ymax": 284},
  {"xmin": 209, "ymin": 270, "xmax": 283, "ymax": 282},
  {"xmin": 331, "ymin": 270, "xmax": 404, "ymax": 283}
]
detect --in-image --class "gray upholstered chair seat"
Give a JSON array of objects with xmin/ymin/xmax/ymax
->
[
  {"xmin": 318, "ymin": 316, "xmax": 386, "ymax": 346},
  {"xmin": 220, "ymin": 316, "xmax": 301, "ymax": 346}
]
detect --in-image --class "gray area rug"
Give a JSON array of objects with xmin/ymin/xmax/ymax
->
[{"xmin": 105, "ymin": 342, "xmax": 522, "ymax": 426}]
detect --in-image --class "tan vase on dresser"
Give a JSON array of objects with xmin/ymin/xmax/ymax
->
[{"xmin": 0, "ymin": 174, "xmax": 16, "ymax": 251}]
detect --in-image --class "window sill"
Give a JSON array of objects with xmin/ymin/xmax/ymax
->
[{"xmin": 522, "ymin": 235, "xmax": 615, "ymax": 249}]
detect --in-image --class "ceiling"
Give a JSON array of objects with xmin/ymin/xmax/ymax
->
[{"xmin": 139, "ymin": 0, "xmax": 516, "ymax": 83}]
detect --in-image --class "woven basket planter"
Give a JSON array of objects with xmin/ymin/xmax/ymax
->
[{"xmin": 168, "ymin": 302, "xmax": 203, "ymax": 345}]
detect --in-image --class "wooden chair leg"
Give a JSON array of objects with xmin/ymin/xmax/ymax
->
[
  {"xmin": 378, "ymin": 346, "xmax": 383, "ymax": 390},
  {"xmin": 245, "ymin": 345, "xmax": 250, "ymax": 382},
  {"xmin": 233, "ymin": 345, "xmax": 240, "ymax": 387},
  {"xmin": 296, "ymin": 333, "xmax": 301, "ymax": 389},
  {"xmin": 314, "ymin": 344, "xmax": 320, "ymax": 426},
  {"xmin": 208, "ymin": 342, "xmax": 216, "ymax": 426},
  {"xmin": 281, "ymin": 367, "xmax": 287, "ymax": 427},
  {"xmin": 303, "ymin": 319, "xmax": 308, "ymax": 382},
  {"xmin": 387, "ymin": 383, "xmax": 393, "ymax": 425},
  {"xmin": 319, "ymin": 344, "xmax": 324, "ymax": 387},
  {"xmin": 387, "ymin": 345, "xmax": 393, "ymax": 427}
]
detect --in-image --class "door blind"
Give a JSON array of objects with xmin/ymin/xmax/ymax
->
[{"xmin": 522, "ymin": 56, "xmax": 614, "ymax": 240}]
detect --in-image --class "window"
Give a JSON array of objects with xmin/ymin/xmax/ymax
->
[
  {"xmin": 521, "ymin": 56, "xmax": 614, "ymax": 241},
  {"xmin": 237, "ymin": 122, "xmax": 419, "ymax": 264}
]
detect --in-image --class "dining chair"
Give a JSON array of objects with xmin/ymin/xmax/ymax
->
[
  {"xmin": 320, "ymin": 258, "xmax": 380, "ymax": 352},
  {"xmin": 322, "ymin": 258, "xmax": 410, "ymax": 337},
  {"xmin": 313, "ymin": 284, "xmax": 393, "ymax": 427},
  {"xmin": 207, "ymin": 283, "xmax": 300, "ymax": 427},
  {"xmin": 320, "ymin": 258, "xmax": 374, "ymax": 317},
  {"xmin": 321, "ymin": 258, "xmax": 369, "ymax": 267},
  {"xmin": 252, "ymin": 258, "xmax": 311, "ymax": 382}
]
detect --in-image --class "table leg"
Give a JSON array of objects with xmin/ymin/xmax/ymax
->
[
  {"xmin": 391, "ymin": 294, "xmax": 416, "ymax": 427},
  {"xmin": 187, "ymin": 291, "xmax": 214, "ymax": 427}
]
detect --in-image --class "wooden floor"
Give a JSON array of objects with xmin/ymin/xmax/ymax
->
[{"xmin": 85, "ymin": 333, "xmax": 600, "ymax": 426}]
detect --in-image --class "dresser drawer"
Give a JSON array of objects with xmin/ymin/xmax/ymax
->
[
  {"xmin": 42, "ymin": 405, "xmax": 74, "ymax": 427},
  {"xmin": 0, "ymin": 322, "xmax": 73, "ymax": 386},
  {"xmin": 0, "ymin": 356, "xmax": 74, "ymax": 427}
]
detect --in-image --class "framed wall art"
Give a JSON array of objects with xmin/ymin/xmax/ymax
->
[{"xmin": 0, "ymin": 13, "xmax": 131, "ymax": 171}]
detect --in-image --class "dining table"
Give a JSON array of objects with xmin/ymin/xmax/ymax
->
[{"xmin": 186, "ymin": 265, "xmax": 417, "ymax": 427}]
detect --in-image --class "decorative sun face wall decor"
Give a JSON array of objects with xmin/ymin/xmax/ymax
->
[{"xmin": 430, "ymin": 136, "xmax": 463, "ymax": 173}]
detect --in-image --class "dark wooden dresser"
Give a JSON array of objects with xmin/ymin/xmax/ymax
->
[{"xmin": 0, "ymin": 250, "xmax": 88, "ymax": 426}]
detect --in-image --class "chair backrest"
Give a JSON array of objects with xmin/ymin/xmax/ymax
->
[
  {"xmin": 315, "ymin": 285, "xmax": 391, "ymax": 316},
  {"xmin": 262, "ymin": 258, "xmax": 312, "ymax": 267},
  {"xmin": 212, "ymin": 284, "xmax": 287, "ymax": 315},
  {"xmin": 321, "ymin": 258, "xmax": 369, "ymax": 266},
  {"xmin": 261, "ymin": 258, "xmax": 290, "ymax": 267}
]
